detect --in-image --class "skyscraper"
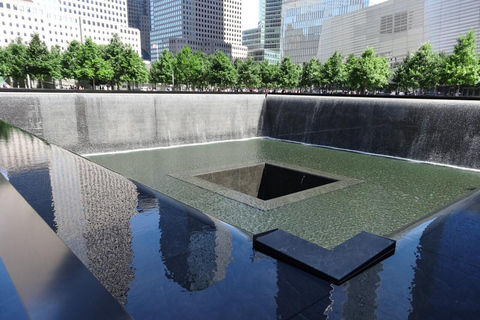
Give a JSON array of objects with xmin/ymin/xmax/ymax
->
[
  {"xmin": 128, "ymin": 0, "xmax": 151, "ymax": 60},
  {"xmin": 242, "ymin": 0, "xmax": 282, "ymax": 63},
  {"xmin": 150, "ymin": 0, "xmax": 247, "ymax": 61},
  {"xmin": 0, "ymin": 0, "xmax": 141, "ymax": 54},
  {"xmin": 317, "ymin": 0, "xmax": 480, "ymax": 70},
  {"xmin": 280, "ymin": 0, "xmax": 388, "ymax": 64}
]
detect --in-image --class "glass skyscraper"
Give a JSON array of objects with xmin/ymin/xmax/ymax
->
[
  {"xmin": 242, "ymin": 0, "xmax": 282, "ymax": 63},
  {"xmin": 150, "ymin": 0, "xmax": 246, "ymax": 61},
  {"xmin": 281, "ymin": 0, "xmax": 387, "ymax": 64}
]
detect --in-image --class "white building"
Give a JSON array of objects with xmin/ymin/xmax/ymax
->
[
  {"xmin": 317, "ymin": 0, "xmax": 480, "ymax": 68},
  {"xmin": 0, "ymin": 0, "xmax": 141, "ymax": 54}
]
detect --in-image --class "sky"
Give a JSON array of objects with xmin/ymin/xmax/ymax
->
[{"xmin": 242, "ymin": 0, "xmax": 260, "ymax": 30}]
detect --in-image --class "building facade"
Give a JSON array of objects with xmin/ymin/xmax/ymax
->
[
  {"xmin": 150, "ymin": 0, "xmax": 247, "ymax": 61},
  {"xmin": 317, "ymin": 0, "xmax": 480, "ymax": 68},
  {"xmin": 280, "ymin": 0, "xmax": 388, "ymax": 64},
  {"xmin": 128, "ymin": 0, "xmax": 151, "ymax": 59},
  {"xmin": 0, "ymin": 0, "xmax": 141, "ymax": 54},
  {"xmin": 241, "ymin": 0, "xmax": 281, "ymax": 63}
]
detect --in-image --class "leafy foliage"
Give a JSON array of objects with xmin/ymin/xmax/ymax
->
[
  {"xmin": 322, "ymin": 51, "xmax": 346, "ymax": 90},
  {"xmin": 208, "ymin": 50, "xmax": 237, "ymax": 88},
  {"xmin": 235, "ymin": 58, "xmax": 261, "ymax": 88},
  {"xmin": 441, "ymin": 30, "xmax": 480, "ymax": 93},
  {"xmin": 278, "ymin": 57, "xmax": 300, "ymax": 89},
  {"xmin": 300, "ymin": 58, "xmax": 322, "ymax": 89},
  {"xmin": 347, "ymin": 47, "xmax": 390, "ymax": 93},
  {"xmin": 150, "ymin": 49, "xmax": 175, "ymax": 85}
]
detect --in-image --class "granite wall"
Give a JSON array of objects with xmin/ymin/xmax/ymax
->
[
  {"xmin": 262, "ymin": 95, "xmax": 480, "ymax": 168},
  {"xmin": 1, "ymin": 92, "xmax": 480, "ymax": 169},
  {"xmin": 0, "ymin": 92, "xmax": 265, "ymax": 154}
]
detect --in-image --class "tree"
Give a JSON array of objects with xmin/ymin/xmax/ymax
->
[
  {"xmin": 235, "ymin": 58, "xmax": 261, "ymax": 89},
  {"xmin": 441, "ymin": 30, "xmax": 480, "ymax": 94},
  {"xmin": 75, "ymin": 38, "xmax": 113, "ymax": 89},
  {"xmin": 150, "ymin": 49, "xmax": 175, "ymax": 86},
  {"xmin": 5, "ymin": 38, "xmax": 29, "ymax": 87},
  {"xmin": 174, "ymin": 46, "xmax": 193, "ymax": 87},
  {"xmin": 119, "ymin": 46, "xmax": 149, "ymax": 89},
  {"xmin": 278, "ymin": 56, "xmax": 300, "ymax": 89},
  {"xmin": 26, "ymin": 34, "xmax": 51, "ymax": 88},
  {"xmin": 47, "ymin": 45, "xmax": 63, "ymax": 87},
  {"xmin": 260, "ymin": 61, "xmax": 279, "ymax": 89},
  {"xmin": 208, "ymin": 50, "xmax": 237, "ymax": 89},
  {"xmin": 62, "ymin": 40, "xmax": 82, "ymax": 80},
  {"xmin": 0, "ymin": 46, "xmax": 11, "ymax": 79},
  {"xmin": 344, "ymin": 54, "xmax": 358, "ymax": 91},
  {"xmin": 392, "ymin": 53, "xmax": 413, "ymax": 92},
  {"xmin": 322, "ymin": 51, "xmax": 346, "ymax": 91},
  {"xmin": 300, "ymin": 58, "xmax": 322, "ymax": 89},
  {"xmin": 408, "ymin": 43, "xmax": 441, "ymax": 92},
  {"xmin": 347, "ymin": 47, "xmax": 390, "ymax": 94},
  {"xmin": 105, "ymin": 34, "xmax": 127, "ymax": 89},
  {"xmin": 191, "ymin": 50, "xmax": 210, "ymax": 89}
]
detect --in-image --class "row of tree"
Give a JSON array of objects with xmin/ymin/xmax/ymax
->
[
  {"xmin": 0, "ymin": 33, "xmax": 148, "ymax": 89},
  {"xmin": 1, "ymin": 30, "xmax": 479, "ymax": 93},
  {"xmin": 150, "ymin": 30, "xmax": 480, "ymax": 94}
]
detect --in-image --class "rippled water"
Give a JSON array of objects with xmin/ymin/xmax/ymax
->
[{"xmin": 89, "ymin": 138, "xmax": 480, "ymax": 249}]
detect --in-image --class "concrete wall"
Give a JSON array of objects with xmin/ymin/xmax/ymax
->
[
  {"xmin": 263, "ymin": 95, "xmax": 480, "ymax": 169},
  {"xmin": 0, "ymin": 93, "xmax": 265, "ymax": 154},
  {"xmin": 2, "ymin": 92, "xmax": 480, "ymax": 169}
]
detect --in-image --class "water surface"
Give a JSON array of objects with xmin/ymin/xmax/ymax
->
[{"xmin": 89, "ymin": 138, "xmax": 480, "ymax": 248}]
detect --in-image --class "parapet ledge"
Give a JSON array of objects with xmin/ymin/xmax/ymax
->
[{"xmin": 253, "ymin": 229, "xmax": 396, "ymax": 285}]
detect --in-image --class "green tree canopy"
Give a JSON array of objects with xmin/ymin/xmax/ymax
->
[
  {"xmin": 118, "ymin": 46, "xmax": 149, "ymax": 87},
  {"xmin": 322, "ymin": 51, "xmax": 346, "ymax": 90},
  {"xmin": 191, "ymin": 50, "xmax": 210, "ymax": 89},
  {"xmin": 441, "ymin": 30, "xmax": 480, "ymax": 93},
  {"xmin": 75, "ymin": 38, "xmax": 114, "ymax": 89},
  {"xmin": 392, "ymin": 53, "xmax": 413, "ymax": 91},
  {"xmin": 260, "ymin": 61, "xmax": 279, "ymax": 89},
  {"xmin": 278, "ymin": 56, "xmax": 300, "ymax": 89},
  {"xmin": 208, "ymin": 50, "xmax": 237, "ymax": 89},
  {"xmin": 61, "ymin": 40, "xmax": 82, "ymax": 80},
  {"xmin": 26, "ymin": 34, "xmax": 52, "ymax": 87},
  {"xmin": 347, "ymin": 47, "xmax": 390, "ymax": 94},
  {"xmin": 300, "ymin": 58, "xmax": 322, "ymax": 89},
  {"xmin": 408, "ymin": 42, "xmax": 441, "ymax": 91},
  {"xmin": 0, "ymin": 46, "xmax": 12, "ymax": 78},
  {"xmin": 235, "ymin": 58, "xmax": 261, "ymax": 88},
  {"xmin": 5, "ymin": 38, "xmax": 29, "ymax": 82},
  {"xmin": 150, "ymin": 49, "xmax": 175, "ymax": 85}
]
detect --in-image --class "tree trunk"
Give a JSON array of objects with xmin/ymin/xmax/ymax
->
[
  {"xmin": 456, "ymin": 85, "xmax": 460, "ymax": 95},
  {"xmin": 92, "ymin": 79, "xmax": 96, "ymax": 90}
]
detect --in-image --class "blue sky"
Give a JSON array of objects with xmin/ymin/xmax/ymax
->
[{"xmin": 242, "ymin": 0, "xmax": 260, "ymax": 30}]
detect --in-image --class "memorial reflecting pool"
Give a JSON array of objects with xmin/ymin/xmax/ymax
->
[{"xmin": 89, "ymin": 138, "xmax": 480, "ymax": 249}]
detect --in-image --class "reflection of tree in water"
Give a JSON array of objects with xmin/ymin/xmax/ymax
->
[
  {"xmin": 160, "ymin": 203, "xmax": 232, "ymax": 292},
  {"xmin": 0, "ymin": 120, "xmax": 14, "ymax": 141}
]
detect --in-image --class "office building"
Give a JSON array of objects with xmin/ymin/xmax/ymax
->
[
  {"xmin": 128, "ymin": 0, "xmax": 151, "ymax": 59},
  {"xmin": 317, "ymin": 0, "xmax": 480, "ymax": 68},
  {"xmin": 242, "ymin": 0, "xmax": 282, "ymax": 63},
  {"xmin": 280, "ymin": 0, "xmax": 388, "ymax": 64},
  {"xmin": 150, "ymin": 0, "xmax": 247, "ymax": 61},
  {"xmin": 0, "ymin": 0, "xmax": 141, "ymax": 54}
]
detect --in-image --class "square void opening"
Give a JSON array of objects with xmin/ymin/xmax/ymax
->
[{"xmin": 195, "ymin": 163, "xmax": 338, "ymax": 201}]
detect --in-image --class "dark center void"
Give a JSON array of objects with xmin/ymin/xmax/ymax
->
[{"xmin": 195, "ymin": 163, "xmax": 338, "ymax": 201}]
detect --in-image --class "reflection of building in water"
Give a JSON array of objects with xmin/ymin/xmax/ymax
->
[
  {"xmin": 0, "ymin": 128, "xmax": 138, "ymax": 305},
  {"xmin": 160, "ymin": 204, "xmax": 233, "ymax": 292}
]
